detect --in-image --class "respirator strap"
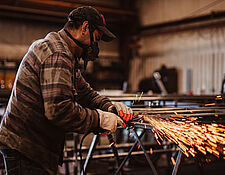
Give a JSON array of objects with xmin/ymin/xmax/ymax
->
[{"xmin": 64, "ymin": 29, "xmax": 88, "ymax": 49}]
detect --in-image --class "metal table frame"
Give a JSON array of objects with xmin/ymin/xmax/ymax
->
[
  {"xmin": 114, "ymin": 127, "xmax": 158, "ymax": 175},
  {"xmin": 81, "ymin": 126, "xmax": 183, "ymax": 175},
  {"xmin": 81, "ymin": 134, "xmax": 123, "ymax": 175}
]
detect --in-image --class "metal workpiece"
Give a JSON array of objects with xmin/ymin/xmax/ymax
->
[
  {"xmin": 74, "ymin": 94, "xmax": 225, "ymax": 175},
  {"xmin": 107, "ymin": 94, "xmax": 216, "ymax": 102},
  {"xmin": 130, "ymin": 105, "xmax": 225, "ymax": 173},
  {"xmin": 106, "ymin": 94, "xmax": 220, "ymax": 108}
]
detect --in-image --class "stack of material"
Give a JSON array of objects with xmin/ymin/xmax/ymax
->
[{"xmin": 134, "ymin": 106, "xmax": 225, "ymax": 158}]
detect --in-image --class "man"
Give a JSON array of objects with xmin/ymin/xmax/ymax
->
[{"xmin": 0, "ymin": 6, "xmax": 133, "ymax": 175}]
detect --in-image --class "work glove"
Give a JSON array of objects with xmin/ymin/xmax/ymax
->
[
  {"xmin": 108, "ymin": 102, "xmax": 133, "ymax": 122},
  {"xmin": 96, "ymin": 109, "xmax": 124, "ymax": 134}
]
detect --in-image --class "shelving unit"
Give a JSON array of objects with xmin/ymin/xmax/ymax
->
[{"xmin": 0, "ymin": 59, "xmax": 20, "ymax": 90}]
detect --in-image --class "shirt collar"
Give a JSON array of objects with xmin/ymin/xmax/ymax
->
[{"xmin": 58, "ymin": 29, "xmax": 73, "ymax": 52}]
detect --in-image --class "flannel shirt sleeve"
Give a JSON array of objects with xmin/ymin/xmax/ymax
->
[
  {"xmin": 40, "ymin": 52, "xmax": 99, "ymax": 133},
  {"xmin": 75, "ymin": 70, "xmax": 113, "ymax": 111}
]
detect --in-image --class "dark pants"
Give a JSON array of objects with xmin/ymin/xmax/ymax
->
[{"xmin": 0, "ymin": 149, "xmax": 49, "ymax": 175}]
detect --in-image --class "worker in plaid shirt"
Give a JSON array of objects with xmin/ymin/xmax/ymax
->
[{"xmin": 0, "ymin": 6, "xmax": 132, "ymax": 175}]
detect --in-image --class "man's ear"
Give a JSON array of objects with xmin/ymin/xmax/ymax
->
[{"xmin": 82, "ymin": 21, "xmax": 89, "ymax": 33}]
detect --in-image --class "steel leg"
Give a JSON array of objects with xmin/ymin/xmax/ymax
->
[
  {"xmin": 172, "ymin": 149, "xmax": 183, "ymax": 175},
  {"xmin": 81, "ymin": 134, "xmax": 99, "ymax": 175},
  {"xmin": 107, "ymin": 134, "xmax": 119, "ymax": 165},
  {"xmin": 132, "ymin": 129, "xmax": 158, "ymax": 175},
  {"xmin": 73, "ymin": 133, "xmax": 79, "ymax": 175},
  {"xmin": 114, "ymin": 129, "xmax": 146, "ymax": 175},
  {"xmin": 81, "ymin": 134, "xmax": 123, "ymax": 175},
  {"xmin": 107, "ymin": 134, "xmax": 123, "ymax": 175}
]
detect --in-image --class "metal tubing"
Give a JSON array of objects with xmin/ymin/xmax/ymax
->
[
  {"xmin": 114, "ymin": 130, "xmax": 146, "ymax": 175},
  {"xmin": 132, "ymin": 129, "xmax": 159, "ymax": 175},
  {"xmin": 81, "ymin": 134, "xmax": 99, "ymax": 175},
  {"xmin": 73, "ymin": 133, "xmax": 79, "ymax": 175},
  {"xmin": 107, "ymin": 134, "xmax": 123, "ymax": 175},
  {"xmin": 172, "ymin": 149, "xmax": 183, "ymax": 175}
]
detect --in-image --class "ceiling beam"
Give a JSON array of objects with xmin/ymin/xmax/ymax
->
[
  {"xmin": 14, "ymin": 0, "xmax": 136, "ymax": 16},
  {"xmin": 0, "ymin": 4, "xmax": 66, "ymax": 17},
  {"xmin": 0, "ymin": 4, "xmax": 67, "ymax": 23}
]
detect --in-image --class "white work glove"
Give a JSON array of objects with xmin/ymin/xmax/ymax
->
[
  {"xmin": 96, "ymin": 109, "xmax": 124, "ymax": 134},
  {"xmin": 108, "ymin": 102, "xmax": 133, "ymax": 122}
]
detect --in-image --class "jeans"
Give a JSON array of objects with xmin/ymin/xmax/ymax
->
[{"xmin": 0, "ymin": 149, "xmax": 49, "ymax": 175}]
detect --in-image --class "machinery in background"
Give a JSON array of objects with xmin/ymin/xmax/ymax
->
[
  {"xmin": 138, "ymin": 65, "xmax": 178, "ymax": 94},
  {"xmin": 153, "ymin": 72, "xmax": 168, "ymax": 95}
]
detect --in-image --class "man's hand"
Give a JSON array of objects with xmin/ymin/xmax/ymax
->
[
  {"xmin": 108, "ymin": 102, "xmax": 133, "ymax": 122},
  {"xmin": 96, "ymin": 109, "xmax": 124, "ymax": 134}
]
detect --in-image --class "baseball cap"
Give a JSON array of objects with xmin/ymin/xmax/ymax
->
[{"xmin": 68, "ymin": 6, "xmax": 116, "ymax": 42}]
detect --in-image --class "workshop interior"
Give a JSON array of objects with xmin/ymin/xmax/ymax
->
[{"xmin": 1, "ymin": 0, "xmax": 225, "ymax": 175}]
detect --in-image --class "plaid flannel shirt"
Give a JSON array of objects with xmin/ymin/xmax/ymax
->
[{"xmin": 0, "ymin": 30, "xmax": 112, "ymax": 174}]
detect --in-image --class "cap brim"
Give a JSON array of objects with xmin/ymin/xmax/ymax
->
[{"xmin": 97, "ymin": 25, "xmax": 117, "ymax": 42}]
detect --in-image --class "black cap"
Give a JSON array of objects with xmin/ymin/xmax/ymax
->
[{"xmin": 68, "ymin": 6, "xmax": 116, "ymax": 42}]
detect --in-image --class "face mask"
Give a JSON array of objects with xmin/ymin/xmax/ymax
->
[
  {"xmin": 82, "ymin": 41, "xmax": 99, "ymax": 62},
  {"xmin": 64, "ymin": 25, "xmax": 99, "ymax": 70},
  {"xmin": 81, "ymin": 41, "xmax": 99, "ymax": 70}
]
